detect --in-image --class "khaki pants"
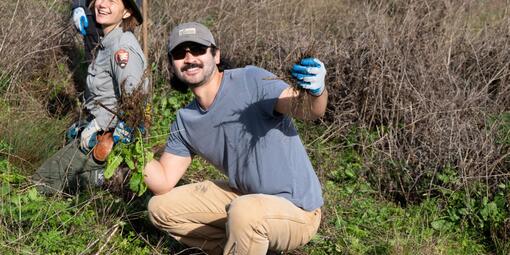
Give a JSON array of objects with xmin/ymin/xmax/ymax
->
[{"xmin": 148, "ymin": 180, "xmax": 321, "ymax": 255}]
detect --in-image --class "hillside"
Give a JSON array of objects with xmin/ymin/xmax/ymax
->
[{"xmin": 1, "ymin": 0, "xmax": 509, "ymax": 254}]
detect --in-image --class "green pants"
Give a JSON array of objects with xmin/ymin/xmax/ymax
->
[{"xmin": 32, "ymin": 140, "xmax": 104, "ymax": 195}]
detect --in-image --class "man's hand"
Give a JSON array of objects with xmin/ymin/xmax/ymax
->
[
  {"xmin": 290, "ymin": 58, "xmax": 326, "ymax": 96},
  {"xmin": 113, "ymin": 121, "xmax": 133, "ymax": 144},
  {"xmin": 72, "ymin": 7, "xmax": 88, "ymax": 36},
  {"xmin": 80, "ymin": 119, "xmax": 101, "ymax": 152}
]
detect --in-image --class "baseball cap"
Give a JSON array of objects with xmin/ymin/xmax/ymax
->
[{"xmin": 168, "ymin": 22, "xmax": 216, "ymax": 53}]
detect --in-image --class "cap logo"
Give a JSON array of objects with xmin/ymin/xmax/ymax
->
[{"xmin": 179, "ymin": 28, "xmax": 196, "ymax": 36}]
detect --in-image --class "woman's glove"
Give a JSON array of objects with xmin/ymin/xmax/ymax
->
[
  {"xmin": 72, "ymin": 7, "xmax": 88, "ymax": 36},
  {"xmin": 80, "ymin": 119, "xmax": 101, "ymax": 152},
  {"xmin": 290, "ymin": 58, "xmax": 326, "ymax": 96},
  {"xmin": 113, "ymin": 121, "xmax": 133, "ymax": 144}
]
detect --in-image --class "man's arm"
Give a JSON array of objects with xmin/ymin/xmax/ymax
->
[
  {"xmin": 275, "ymin": 87, "xmax": 328, "ymax": 120},
  {"xmin": 143, "ymin": 152, "xmax": 191, "ymax": 195},
  {"xmin": 275, "ymin": 58, "xmax": 328, "ymax": 120}
]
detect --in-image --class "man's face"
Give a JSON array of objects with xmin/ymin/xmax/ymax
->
[{"xmin": 170, "ymin": 42, "xmax": 220, "ymax": 88}]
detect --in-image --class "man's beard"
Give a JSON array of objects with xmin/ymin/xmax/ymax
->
[
  {"xmin": 179, "ymin": 63, "xmax": 214, "ymax": 89},
  {"xmin": 169, "ymin": 62, "xmax": 218, "ymax": 93}
]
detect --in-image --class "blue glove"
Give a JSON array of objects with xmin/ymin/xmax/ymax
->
[
  {"xmin": 66, "ymin": 121, "xmax": 87, "ymax": 140},
  {"xmin": 290, "ymin": 58, "xmax": 327, "ymax": 96},
  {"xmin": 113, "ymin": 121, "xmax": 133, "ymax": 144},
  {"xmin": 66, "ymin": 122, "xmax": 81, "ymax": 140},
  {"xmin": 72, "ymin": 7, "xmax": 88, "ymax": 36},
  {"xmin": 80, "ymin": 119, "xmax": 101, "ymax": 152}
]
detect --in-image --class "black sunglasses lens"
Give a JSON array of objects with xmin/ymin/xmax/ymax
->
[
  {"xmin": 171, "ymin": 45, "xmax": 208, "ymax": 60},
  {"xmin": 171, "ymin": 49, "xmax": 186, "ymax": 60},
  {"xmin": 189, "ymin": 45, "xmax": 208, "ymax": 55}
]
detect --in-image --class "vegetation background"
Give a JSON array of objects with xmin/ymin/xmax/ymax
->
[{"xmin": 1, "ymin": 0, "xmax": 509, "ymax": 254}]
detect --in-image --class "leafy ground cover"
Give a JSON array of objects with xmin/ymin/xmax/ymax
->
[{"xmin": 1, "ymin": 95, "xmax": 509, "ymax": 254}]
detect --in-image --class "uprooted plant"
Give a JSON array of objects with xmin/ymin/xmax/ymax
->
[{"xmin": 104, "ymin": 70, "xmax": 153, "ymax": 197}]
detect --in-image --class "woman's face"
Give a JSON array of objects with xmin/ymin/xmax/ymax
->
[{"xmin": 94, "ymin": 0, "xmax": 131, "ymax": 34}]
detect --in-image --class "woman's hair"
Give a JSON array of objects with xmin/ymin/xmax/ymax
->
[
  {"xmin": 168, "ymin": 46, "xmax": 235, "ymax": 93},
  {"xmin": 88, "ymin": 0, "xmax": 139, "ymax": 32},
  {"xmin": 121, "ymin": 14, "xmax": 138, "ymax": 32}
]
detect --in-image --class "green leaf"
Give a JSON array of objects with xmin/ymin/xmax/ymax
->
[
  {"xmin": 125, "ymin": 155, "xmax": 135, "ymax": 170},
  {"xmin": 345, "ymin": 168, "xmax": 356, "ymax": 179},
  {"xmin": 129, "ymin": 172, "xmax": 141, "ymax": 193},
  {"xmin": 431, "ymin": 219, "xmax": 452, "ymax": 231},
  {"xmin": 145, "ymin": 151, "xmax": 154, "ymax": 163},
  {"xmin": 135, "ymin": 139, "xmax": 143, "ymax": 154},
  {"xmin": 27, "ymin": 187, "xmax": 42, "ymax": 202},
  {"xmin": 0, "ymin": 182, "xmax": 10, "ymax": 196},
  {"xmin": 137, "ymin": 181, "xmax": 147, "ymax": 196},
  {"xmin": 105, "ymin": 155, "xmax": 123, "ymax": 179}
]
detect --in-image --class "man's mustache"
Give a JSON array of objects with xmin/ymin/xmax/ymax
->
[{"xmin": 181, "ymin": 63, "xmax": 203, "ymax": 72}]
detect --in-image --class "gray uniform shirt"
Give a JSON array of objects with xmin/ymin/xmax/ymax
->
[
  {"xmin": 85, "ymin": 27, "xmax": 147, "ymax": 129},
  {"xmin": 165, "ymin": 66, "xmax": 324, "ymax": 211}
]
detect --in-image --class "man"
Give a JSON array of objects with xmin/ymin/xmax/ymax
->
[
  {"xmin": 72, "ymin": 0, "xmax": 102, "ymax": 61},
  {"xmin": 145, "ymin": 22, "xmax": 327, "ymax": 255}
]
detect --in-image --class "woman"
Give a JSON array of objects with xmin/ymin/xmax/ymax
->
[{"xmin": 33, "ymin": 0, "xmax": 147, "ymax": 195}]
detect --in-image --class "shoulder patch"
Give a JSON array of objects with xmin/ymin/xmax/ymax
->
[{"xmin": 115, "ymin": 49, "xmax": 129, "ymax": 68}]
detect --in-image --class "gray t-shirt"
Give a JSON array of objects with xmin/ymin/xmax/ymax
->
[{"xmin": 165, "ymin": 66, "xmax": 323, "ymax": 211}]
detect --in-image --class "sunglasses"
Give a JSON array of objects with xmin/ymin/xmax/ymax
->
[{"xmin": 170, "ymin": 44, "xmax": 209, "ymax": 60}]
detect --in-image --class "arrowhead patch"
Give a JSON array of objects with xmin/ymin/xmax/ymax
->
[{"xmin": 115, "ymin": 49, "xmax": 129, "ymax": 68}]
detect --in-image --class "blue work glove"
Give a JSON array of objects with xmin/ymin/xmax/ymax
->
[
  {"xmin": 66, "ymin": 122, "xmax": 81, "ymax": 140},
  {"xmin": 80, "ymin": 119, "xmax": 101, "ymax": 152},
  {"xmin": 72, "ymin": 7, "xmax": 88, "ymax": 36},
  {"xmin": 113, "ymin": 121, "xmax": 133, "ymax": 144},
  {"xmin": 290, "ymin": 58, "xmax": 327, "ymax": 96},
  {"xmin": 66, "ymin": 121, "xmax": 87, "ymax": 140}
]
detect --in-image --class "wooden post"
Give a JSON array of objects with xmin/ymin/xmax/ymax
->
[{"xmin": 142, "ymin": 0, "xmax": 148, "ymax": 59}]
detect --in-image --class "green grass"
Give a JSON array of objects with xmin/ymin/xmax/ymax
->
[
  {"xmin": 295, "ymin": 122, "xmax": 503, "ymax": 255},
  {"xmin": 1, "ymin": 91, "xmax": 509, "ymax": 254},
  {"xmin": 0, "ymin": 156, "xmax": 172, "ymax": 254},
  {"xmin": 0, "ymin": 100, "xmax": 70, "ymax": 173}
]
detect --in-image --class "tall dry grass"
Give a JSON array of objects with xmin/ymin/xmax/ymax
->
[
  {"xmin": 0, "ymin": 0, "xmax": 72, "ymax": 92},
  {"xmin": 0, "ymin": 0, "xmax": 75, "ymax": 169},
  {"xmin": 147, "ymin": 0, "xmax": 510, "ymax": 203},
  {"xmin": 0, "ymin": 0, "xmax": 508, "ymax": 203}
]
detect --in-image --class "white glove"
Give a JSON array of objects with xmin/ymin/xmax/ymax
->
[
  {"xmin": 72, "ymin": 7, "xmax": 88, "ymax": 36},
  {"xmin": 80, "ymin": 119, "xmax": 101, "ymax": 152},
  {"xmin": 290, "ymin": 58, "xmax": 327, "ymax": 96}
]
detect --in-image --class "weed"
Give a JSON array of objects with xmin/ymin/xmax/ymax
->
[{"xmin": 105, "ymin": 131, "xmax": 154, "ymax": 196}]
